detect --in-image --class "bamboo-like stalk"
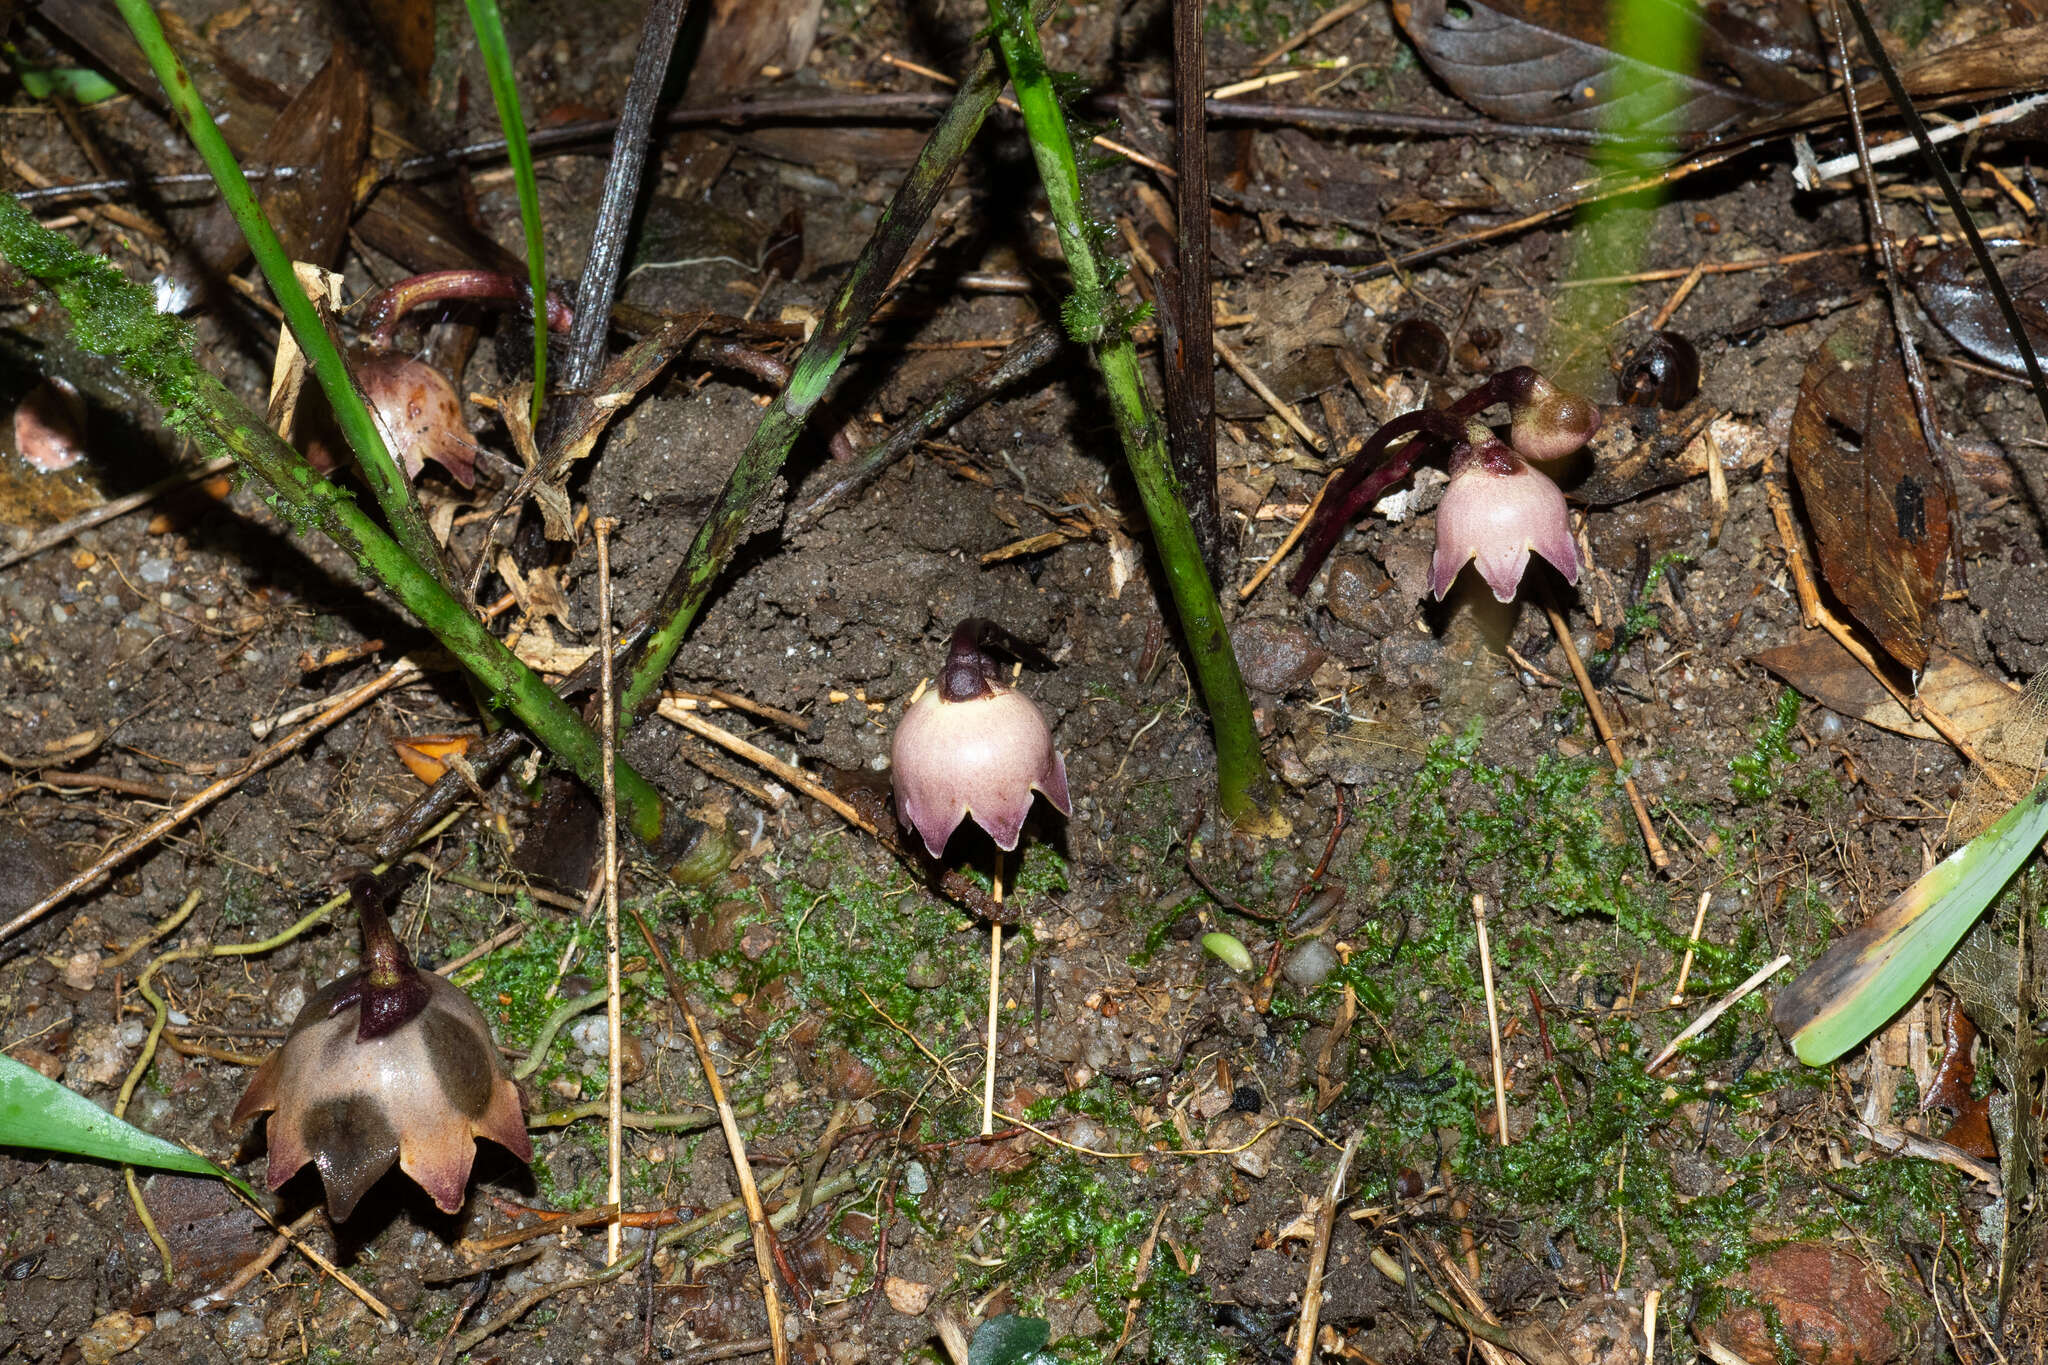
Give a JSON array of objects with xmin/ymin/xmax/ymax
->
[
  {"xmin": 986, "ymin": 0, "xmax": 1271, "ymax": 824},
  {"xmin": 0, "ymin": 197, "xmax": 671, "ymax": 847},
  {"xmin": 463, "ymin": 0, "xmax": 549, "ymax": 427},
  {"xmin": 620, "ymin": 50, "xmax": 1010, "ymax": 719},
  {"xmin": 112, "ymin": 0, "xmax": 449, "ymax": 586}
]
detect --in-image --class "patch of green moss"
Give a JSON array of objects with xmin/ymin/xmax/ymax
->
[
  {"xmin": 1730, "ymin": 687, "xmax": 1803, "ymax": 803},
  {"xmin": 983, "ymin": 1154, "xmax": 1152, "ymax": 1334}
]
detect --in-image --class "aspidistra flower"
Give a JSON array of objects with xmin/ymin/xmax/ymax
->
[
  {"xmin": 231, "ymin": 876, "xmax": 529, "ymax": 1219},
  {"xmin": 1430, "ymin": 422, "xmax": 1580, "ymax": 603},
  {"xmin": 891, "ymin": 620, "xmax": 1071, "ymax": 858}
]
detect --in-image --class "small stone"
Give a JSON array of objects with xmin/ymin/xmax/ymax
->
[
  {"xmin": 902, "ymin": 1160, "xmax": 929, "ymax": 1195},
  {"xmin": 1231, "ymin": 619, "xmax": 1328, "ymax": 695},
  {"xmin": 571, "ymin": 1016, "xmax": 610, "ymax": 1057},
  {"xmin": 137, "ymin": 555, "xmax": 173, "ymax": 586},
  {"xmin": 13, "ymin": 1045, "xmax": 63, "ymax": 1079},
  {"xmin": 74, "ymin": 1310, "xmax": 150, "ymax": 1365},
  {"xmin": 66, "ymin": 1021, "xmax": 131, "ymax": 1088},
  {"xmin": 1283, "ymin": 940, "xmax": 1340, "ymax": 993},
  {"xmin": 883, "ymin": 1276, "xmax": 934, "ymax": 1316},
  {"xmin": 1702, "ymin": 1243, "xmax": 1910, "ymax": 1365},
  {"xmin": 61, "ymin": 950, "xmax": 101, "ymax": 991}
]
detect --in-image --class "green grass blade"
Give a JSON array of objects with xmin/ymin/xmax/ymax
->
[
  {"xmin": 463, "ymin": 0, "xmax": 548, "ymax": 428},
  {"xmin": 1773, "ymin": 778, "xmax": 2048, "ymax": 1065},
  {"xmin": 0, "ymin": 1053, "xmax": 254, "ymax": 1196},
  {"xmin": 111, "ymin": 0, "xmax": 447, "ymax": 584}
]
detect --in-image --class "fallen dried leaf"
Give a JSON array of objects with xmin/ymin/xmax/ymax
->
[
  {"xmin": 1787, "ymin": 302, "xmax": 1951, "ymax": 671},
  {"xmin": 393, "ymin": 734, "xmax": 472, "ymax": 786},
  {"xmin": 1392, "ymin": 0, "xmax": 1812, "ymax": 134}
]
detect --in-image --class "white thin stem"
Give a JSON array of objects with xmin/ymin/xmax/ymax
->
[
  {"xmin": 1474, "ymin": 895, "xmax": 1509, "ymax": 1146},
  {"xmin": 984, "ymin": 856, "xmax": 1004, "ymax": 1137}
]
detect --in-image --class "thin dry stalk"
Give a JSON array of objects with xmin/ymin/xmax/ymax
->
[
  {"xmin": 1643, "ymin": 1288, "xmax": 1662, "ymax": 1363},
  {"xmin": 1250, "ymin": 0, "xmax": 1371, "ymax": 69},
  {"xmin": 984, "ymin": 864, "xmax": 1003, "ymax": 1137},
  {"xmin": 1241, "ymin": 462, "xmax": 1344, "ymax": 600},
  {"xmin": 1214, "ymin": 332, "xmax": 1326, "ymax": 451},
  {"xmin": 1294, "ymin": 1134, "xmax": 1360, "ymax": 1365},
  {"xmin": 597, "ymin": 517, "xmax": 624, "ymax": 1267},
  {"xmin": 1542, "ymin": 604, "xmax": 1670, "ymax": 871},
  {"xmin": 0, "ymin": 659, "xmax": 417, "ymax": 948},
  {"xmin": 1672, "ymin": 889, "xmax": 1712, "ymax": 1005},
  {"xmin": 637, "ymin": 911, "xmax": 789, "ymax": 1364},
  {"xmin": 1474, "ymin": 895, "xmax": 1510, "ymax": 1146},
  {"xmin": 656, "ymin": 700, "xmax": 877, "ymax": 831},
  {"xmin": 1649, "ymin": 260, "xmax": 1705, "ymax": 331},
  {"xmin": 1646, "ymin": 954, "xmax": 1792, "ymax": 1072},
  {"xmin": 0, "ymin": 456, "xmax": 235, "ymax": 573}
]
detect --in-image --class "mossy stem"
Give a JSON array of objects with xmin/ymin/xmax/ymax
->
[
  {"xmin": 463, "ymin": 0, "xmax": 549, "ymax": 427},
  {"xmin": 620, "ymin": 48, "xmax": 1011, "ymax": 720},
  {"xmin": 0, "ymin": 197, "xmax": 669, "ymax": 846},
  {"xmin": 112, "ymin": 0, "xmax": 451, "ymax": 588},
  {"xmin": 987, "ymin": 0, "xmax": 1271, "ymax": 823}
]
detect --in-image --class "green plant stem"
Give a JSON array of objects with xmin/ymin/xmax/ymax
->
[
  {"xmin": 620, "ymin": 49, "xmax": 1010, "ymax": 719},
  {"xmin": 464, "ymin": 0, "xmax": 548, "ymax": 428},
  {"xmin": 0, "ymin": 197, "xmax": 670, "ymax": 847},
  {"xmin": 112, "ymin": 0, "xmax": 449, "ymax": 585},
  {"xmin": 986, "ymin": 0, "xmax": 1270, "ymax": 823}
]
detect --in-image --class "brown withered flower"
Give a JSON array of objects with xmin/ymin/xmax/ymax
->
[{"xmin": 231, "ymin": 875, "xmax": 530, "ymax": 1219}]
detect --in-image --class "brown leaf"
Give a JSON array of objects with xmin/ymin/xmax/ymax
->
[
  {"xmin": 1752, "ymin": 639, "xmax": 2025, "ymax": 758},
  {"xmin": 194, "ymin": 45, "xmax": 369, "ymax": 273},
  {"xmin": 1787, "ymin": 302, "xmax": 1951, "ymax": 671},
  {"xmin": 1926, "ymin": 1002, "xmax": 1997, "ymax": 1161},
  {"xmin": 363, "ymin": 0, "xmax": 437, "ymax": 98},
  {"xmin": 1391, "ymin": 0, "xmax": 1813, "ymax": 134},
  {"xmin": 690, "ymin": 0, "xmax": 823, "ymax": 98},
  {"xmin": 1914, "ymin": 247, "xmax": 2048, "ymax": 375}
]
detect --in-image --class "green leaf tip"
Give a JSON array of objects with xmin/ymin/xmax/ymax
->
[
  {"xmin": 1774, "ymin": 776, "xmax": 2048, "ymax": 1066},
  {"xmin": 0, "ymin": 1052, "xmax": 255, "ymax": 1197}
]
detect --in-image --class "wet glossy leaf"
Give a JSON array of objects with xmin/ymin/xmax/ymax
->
[
  {"xmin": 1913, "ymin": 247, "xmax": 2048, "ymax": 375},
  {"xmin": 0, "ymin": 1053, "xmax": 254, "ymax": 1197},
  {"xmin": 1787, "ymin": 301, "xmax": 1950, "ymax": 672},
  {"xmin": 968, "ymin": 1315, "xmax": 1054, "ymax": 1365},
  {"xmin": 1391, "ymin": 0, "xmax": 1813, "ymax": 134}
]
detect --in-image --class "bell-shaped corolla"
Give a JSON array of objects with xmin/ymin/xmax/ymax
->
[
  {"xmin": 891, "ymin": 621, "xmax": 1071, "ymax": 858},
  {"xmin": 231, "ymin": 878, "xmax": 529, "ymax": 1219},
  {"xmin": 1430, "ymin": 424, "xmax": 1580, "ymax": 603}
]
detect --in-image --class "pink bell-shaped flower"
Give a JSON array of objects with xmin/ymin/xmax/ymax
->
[
  {"xmin": 1430, "ymin": 422, "xmax": 1580, "ymax": 603},
  {"xmin": 231, "ymin": 876, "xmax": 530, "ymax": 1219},
  {"xmin": 892, "ymin": 620, "xmax": 1072, "ymax": 858}
]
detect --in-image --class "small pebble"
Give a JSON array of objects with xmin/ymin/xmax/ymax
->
[
  {"xmin": 570, "ymin": 1016, "xmax": 610, "ymax": 1057},
  {"xmin": 1283, "ymin": 940, "xmax": 1340, "ymax": 992},
  {"xmin": 903, "ymin": 1160, "xmax": 930, "ymax": 1195},
  {"xmin": 137, "ymin": 555, "xmax": 173, "ymax": 586},
  {"xmin": 1230, "ymin": 619, "xmax": 1328, "ymax": 695},
  {"xmin": 118, "ymin": 1020, "xmax": 147, "ymax": 1048}
]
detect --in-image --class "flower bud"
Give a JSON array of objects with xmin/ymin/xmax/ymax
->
[
  {"xmin": 891, "ymin": 621, "xmax": 1071, "ymax": 858},
  {"xmin": 1500, "ymin": 369, "xmax": 1602, "ymax": 463},
  {"xmin": 1430, "ymin": 424, "xmax": 1579, "ymax": 603},
  {"xmin": 231, "ymin": 878, "xmax": 529, "ymax": 1219}
]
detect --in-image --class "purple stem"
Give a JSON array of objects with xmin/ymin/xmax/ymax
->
[
  {"xmin": 1285, "ymin": 368, "xmax": 1536, "ymax": 596},
  {"xmin": 361, "ymin": 270, "xmax": 575, "ymax": 349}
]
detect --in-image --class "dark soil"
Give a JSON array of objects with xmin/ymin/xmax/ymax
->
[{"xmin": 0, "ymin": 1, "xmax": 2040, "ymax": 1363}]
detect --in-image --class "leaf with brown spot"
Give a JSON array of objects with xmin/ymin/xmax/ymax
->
[
  {"xmin": 1788, "ymin": 301, "xmax": 1951, "ymax": 672},
  {"xmin": 1390, "ymin": 0, "xmax": 1814, "ymax": 134}
]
